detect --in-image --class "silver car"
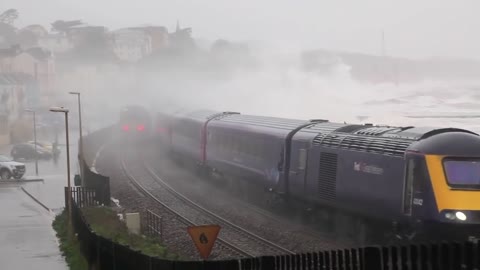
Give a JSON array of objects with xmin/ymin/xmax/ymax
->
[{"xmin": 0, "ymin": 155, "xmax": 26, "ymax": 180}]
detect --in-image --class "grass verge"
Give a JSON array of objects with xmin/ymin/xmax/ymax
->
[
  {"xmin": 52, "ymin": 210, "xmax": 89, "ymax": 270},
  {"xmin": 82, "ymin": 207, "xmax": 181, "ymax": 260}
]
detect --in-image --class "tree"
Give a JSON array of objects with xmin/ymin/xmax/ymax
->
[
  {"xmin": 211, "ymin": 39, "xmax": 231, "ymax": 52},
  {"xmin": 0, "ymin": 22, "xmax": 17, "ymax": 46},
  {"xmin": 0, "ymin": 9, "xmax": 18, "ymax": 25}
]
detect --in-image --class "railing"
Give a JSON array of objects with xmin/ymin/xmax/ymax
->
[
  {"xmin": 66, "ymin": 187, "xmax": 99, "ymax": 208},
  {"xmin": 143, "ymin": 210, "xmax": 163, "ymax": 242},
  {"xmin": 68, "ymin": 188, "xmax": 480, "ymax": 270},
  {"xmin": 78, "ymin": 125, "xmax": 112, "ymax": 206}
]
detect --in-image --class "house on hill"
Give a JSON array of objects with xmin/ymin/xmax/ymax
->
[
  {"xmin": 0, "ymin": 46, "xmax": 55, "ymax": 106},
  {"xmin": 0, "ymin": 72, "xmax": 37, "ymax": 145},
  {"xmin": 112, "ymin": 28, "xmax": 152, "ymax": 62}
]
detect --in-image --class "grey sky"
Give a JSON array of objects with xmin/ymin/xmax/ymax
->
[{"xmin": 4, "ymin": 0, "xmax": 479, "ymax": 59}]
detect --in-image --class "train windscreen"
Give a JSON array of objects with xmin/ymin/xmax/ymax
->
[{"xmin": 443, "ymin": 159, "xmax": 480, "ymax": 187}]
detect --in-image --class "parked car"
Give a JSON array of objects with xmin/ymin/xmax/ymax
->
[
  {"xmin": 27, "ymin": 141, "xmax": 61, "ymax": 155},
  {"xmin": 10, "ymin": 143, "xmax": 53, "ymax": 160},
  {"xmin": 0, "ymin": 155, "xmax": 26, "ymax": 180}
]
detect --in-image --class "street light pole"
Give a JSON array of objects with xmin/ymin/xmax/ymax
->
[
  {"xmin": 50, "ymin": 106, "xmax": 71, "ymax": 218},
  {"xmin": 25, "ymin": 109, "xmax": 38, "ymax": 176},
  {"xmin": 69, "ymin": 92, "xmax": 83, "ymax": 158},
  {"xmin": 65, "ymin": 111, "xmax": 70, "ymax": 197}
]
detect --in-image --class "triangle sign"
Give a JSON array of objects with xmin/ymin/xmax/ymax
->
[{"xmin": 187, "ymin": 225, "xmax": 221, "ymax": 260}]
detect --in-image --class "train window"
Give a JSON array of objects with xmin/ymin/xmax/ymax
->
[
  {"xmin": 403, "ymin": 158, "xmax": 415, "ymax": 216},
  {"xmin": 443, "ymin": 158, "xmax": 480, "ymax": 188},
  {"xmin": 298, "ymin": 149, "xmax": 307, "ymax": 170}
]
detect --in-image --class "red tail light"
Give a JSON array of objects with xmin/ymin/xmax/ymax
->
[
  {"xmin": 157, "ymin": 127, "xmax": 166, "ymax": 133},
  {"xmin": 122, "ymin": 125, "xmax": 129, "ymax": 131},
  {"xmin": 137, "ymin": 124, "xmax": 145, "ymax": 131}
]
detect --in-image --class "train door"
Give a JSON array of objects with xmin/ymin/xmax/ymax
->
[
  {"xmin": 402, "ymin": 153, "xmax": 428, "ymax": 217},
  {"xmin": 403, "ymin": 157, "xmax": 415, "ymax": 216},
  {"xmin": 288, "ymin": 140, "xmax": 310, "ymax": 196}
]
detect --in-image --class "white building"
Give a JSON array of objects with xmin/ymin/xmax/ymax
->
[
  {"xmin": 38, "ymin": 34, "xmax": 74, "ymax": 54},
  {"xmin": 0, "ymin": 73, "xmax": 33, "ymax": 144},
  {"xmin": 112, "ymin": 29, "xmax": 152, "ymax": 62}
]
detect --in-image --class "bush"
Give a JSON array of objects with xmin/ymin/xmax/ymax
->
[
  {"xmin": 52, "ymin": 210, "xmax": 89, "ymax": 270},
  {"xmin": 82, "ymin": 207, "xmax": 180, "ymax": 259}
]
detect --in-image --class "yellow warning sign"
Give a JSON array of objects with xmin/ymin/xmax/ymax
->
[{"xmin": 187, "ymin": 225, "xmax": 221, "ymax": 260}]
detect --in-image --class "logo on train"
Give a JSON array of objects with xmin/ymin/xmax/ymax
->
[{"xmin": 353, "ymin": 161, "xmax": 384, "ymax": 175}]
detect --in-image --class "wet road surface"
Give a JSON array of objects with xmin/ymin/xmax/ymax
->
[
  {"xmin": 0, "ymin": 132, "xmax": 80, "ymax": 269},
  {"xmin": 0, "ymin": 186, "xmax": 67, "ymax": 269}
]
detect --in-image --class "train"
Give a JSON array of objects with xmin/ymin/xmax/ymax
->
[
  {"xmin": 120, "ymin": 105, "xmax": 480, "ymax": 244},
  {"xmin": 118, "ymin": 105, "xmax": 152, "ymax": 142}
]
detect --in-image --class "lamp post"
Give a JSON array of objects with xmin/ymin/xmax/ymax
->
[
  {"xmin": 24, "ymin": 109, "xmax": 38, "ymax": 176},
  {"xmin": 50, "ymin": 106, "xmax": 71, "ymax": 216},
  {"xmin": 69, "ymin": 92, "xmax": 83, "ymax": 158}
]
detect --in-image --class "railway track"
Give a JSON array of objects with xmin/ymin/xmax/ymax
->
[
  {"xmin": 121, "ymin": 150, "xmax": 295, "ymax": 258},
  {"xmin": 146, "ymin": 161, "xmax": 345, "ymax": 247},
  {"xmin": 120, "ymin": 156, "xmax": 253, "ymax": 258},
  {"xmin": 143, "ymin": 163, "xmax": 296, "ymax": 256}
]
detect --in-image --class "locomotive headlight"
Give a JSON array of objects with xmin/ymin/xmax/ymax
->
[{"xmin": 455, "ymin": 211, "xmax": 467, "ymax": 221}]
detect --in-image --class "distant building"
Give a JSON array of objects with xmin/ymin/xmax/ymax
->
[
  {"xmin": 130, "ymin": 26, "xmax": 169, "ymax": 52},
  {"xmin": 112, "ymin": 28, "xmax": 152, "ymax": 62},
  {"xmin": 22, "ymin": 25, "xmax": 48, "ymax": 38},
  {"xmin": 0, "ymin": 73, "xmax": 36, "ymax": 144},
  {"xmin": 38, "ymin": 33, "xmax": 74, "ymax": 54},
  {"xmin": 67, "ymin": 25, "xmax": 108, "ymax": 46},
  {"xmin": 0, "ymin": 46, "xmax": 55, "ymax": 106}
]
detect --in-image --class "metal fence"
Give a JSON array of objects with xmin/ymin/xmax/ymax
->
[
  {"xmin": 78, "ymin": 125, "xmax": 112, "ymax": 207},
  {"xmin": 68, "ymin": 190, "xmax": 480, "ymax": 270},
  {"xmin": 143, "ymin": 210, "xmax": 163, "ymax": 242},
  {"xmin": 66, "ymin": 186, "xmax": 102, "ymax": 208},
  {"xmin": 80, "ymin": 157, "xmax": 111, "ymax": 206}
]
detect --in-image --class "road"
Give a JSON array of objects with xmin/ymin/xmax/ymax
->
[{"xmin": 0, "ymin": 130, "xmax": 80, "ymax": 269}]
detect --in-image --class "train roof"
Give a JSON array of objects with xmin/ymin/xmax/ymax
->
[
  {"xmin": 169, "ymin": 109, "xmax": 479, "ymax": 157},
  {"xmin": 211, "ymin": 112, "xmax": 479, "ymax": 157},
  {"xmin": 172, "ymin": 109, "xmax": 223, "ymax": 121},
  {"xmin": 216, "ymin": 113, "xmax": 307, "ymax": 130}
]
